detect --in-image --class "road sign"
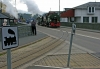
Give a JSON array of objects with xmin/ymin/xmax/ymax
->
[
  {"xmin": 2, "ymin": 26, "xmax": 18, "ymax": 50},
  {"xmin": 67, "ymin": 23, "xmax": 76, "ymax": 67},
  {"xmin": 72, "ymin": 23, "xmax": 76, "ymax": 35}
]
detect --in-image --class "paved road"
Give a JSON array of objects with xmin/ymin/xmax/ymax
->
[{"xmin": 37, "ymin": 26, "xmax": 100, "ymax": 53}]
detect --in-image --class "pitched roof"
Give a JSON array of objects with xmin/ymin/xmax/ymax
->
[
  {"xmin": 0, "ymin": 9, "xmax": 15, "ymax": 19},
  {"xmin": 49, "ymin": 11, "xmax": 63, "ymax": 13},
  {"xmin": 0, "ymin": 13, "xmax": 9, "ymax": 18},
  {"xmin": 64, "ymin": 8, "xmax": 72, "ymax": 11},
  {"xmin": 74, "ymin": 2, "xmax": 100, "ymax": 9},
  {"xmin": 2, "ymin": 13, "xmax": 15, "ymax": 19}
]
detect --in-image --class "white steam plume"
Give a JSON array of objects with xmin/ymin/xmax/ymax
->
[
  {"xmin": 2, "ymin": 0, "xmax": 18, "ymax": 19},
  {"xmin": 20, "ymin": 0, "xmax": 43, "ymax": 15}
]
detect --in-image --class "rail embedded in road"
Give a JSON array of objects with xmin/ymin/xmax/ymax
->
[{"xmin": 0, "ymin": 36, "xmax": 64, "ymax": 69}]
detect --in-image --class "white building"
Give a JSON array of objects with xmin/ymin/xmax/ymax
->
[{"xmin": 61, "ymin": 2, "xmax": 100, "ymax": 23}]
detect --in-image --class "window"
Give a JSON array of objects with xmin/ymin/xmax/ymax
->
[
  {"xmin": 92, "ymin": 17, "xmax": 97, "ymax": 23},
  {"xmin": 70, "ymin": 17, "xmax": 74, "ymax": 22},
  {"xmin": 83, "ymin": 17, "xmax": 89, "ymax": 23},
  {"xmin": 92, "ymin": 7, "xmax": 94, "ymax": 12},
  {"xmin": 89, "ymin": 7, "xmax": 91, "ymax": 12},
  {"xmin": 88, "ymin": 7, "xmax": 95, "ymax": 13}
]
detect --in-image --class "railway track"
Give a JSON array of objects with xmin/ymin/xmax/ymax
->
[{"xmin": 0, "ymin": 36, "xmax": 65, "ymax": 69}]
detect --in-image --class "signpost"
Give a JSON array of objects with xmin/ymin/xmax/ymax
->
[
  {"xmin": 2, "ymin": 26, "xmax": 18, "ymax": 69},
  {"xmin": 67, "ymin": 23, "xmax": 76, "ymax": 67}
]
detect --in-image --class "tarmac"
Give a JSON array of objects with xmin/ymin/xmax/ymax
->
[{"xmin": 0, "ymin": 23, "xmax": 100, "ymax": 69}]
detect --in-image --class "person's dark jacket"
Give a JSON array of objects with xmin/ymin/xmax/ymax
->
[{"xmin": 31, "ymin": 21, "xmax": 36, "ymax": 26}]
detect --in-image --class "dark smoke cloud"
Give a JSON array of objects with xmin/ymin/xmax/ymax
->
[{"xmin": 20, "ymin": 0, "xmax": 43, "ymax": 15}]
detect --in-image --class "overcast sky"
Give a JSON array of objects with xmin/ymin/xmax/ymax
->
[{"xmin": 12, "ymin": 0, "xmax": 100, "ymax": 12}]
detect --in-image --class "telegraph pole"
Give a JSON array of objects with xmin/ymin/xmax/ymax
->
[
  {"xmin": 15, "ymin": 0, "xmax": 16, "ymax": 7},
  {"xmin": 59, "ymin": 0, "xmax": 60, "ymax": 22}
]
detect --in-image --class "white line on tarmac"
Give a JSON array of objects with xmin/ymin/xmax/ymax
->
[
  {"xmin": 47, "ymin": 28, "xmax": 100, "ymax": 40},
  {"xmin": 75, "ymin": 33, "xmax": 100, "ymax": 40}
]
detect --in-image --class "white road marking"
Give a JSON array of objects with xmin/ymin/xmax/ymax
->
[
  {"xmin": 45, "ymin": 28, "xmax": 100, "ymax": 40},
  {"xmin": 76, "ymin": 33, "xmax": 100, "ymax": 40}
]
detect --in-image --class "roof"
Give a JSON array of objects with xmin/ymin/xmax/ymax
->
[
  {"xmin": 64, "ymin": 8, "xmax": 72, "ymax": 11},
  {"xmin": 2, "ymin": 12, "xmax": 15, "ymax": 19},
  {"xmin": 61, "ymin": 8, "xmax": 72, "ymax": 13},
  {"xmin": 49, "ymin": 11, "xmax": 63, "ymax": 13},
  {"xmin": 74, "ymin": 2, "xmax": 100, "ymax": 9},
  {"xmin": 61, "ymin": 9, "xmax": 74, "ymax": 17},
  {"xmin": 0, "ymin": 13, "xmax": 9, "ymax": 18}
]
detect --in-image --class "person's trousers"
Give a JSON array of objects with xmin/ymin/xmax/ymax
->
[{"xmin": 31, "ymin": 26, "xmax": 36, "ymax": 35}]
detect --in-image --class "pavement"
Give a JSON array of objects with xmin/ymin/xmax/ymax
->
[
  {"xmin": 0, "ymin": 31, "xmax": 48, "ymax": 52},
  {"xmin": 23, "ymin": 40, "xmax": 99, "ymax": 69}
]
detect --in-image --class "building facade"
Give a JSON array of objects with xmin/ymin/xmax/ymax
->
[
  {"xmin": 61, "ymin": 2, "xmax": 100, "ymax": 23},
  {"xmin": 0, "ymin": 2, "xmax": 6, "ymax": 13}
]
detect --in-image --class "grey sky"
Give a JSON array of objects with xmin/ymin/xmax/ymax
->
[{"xmin": 15, "ymin": 0, "xmax": 100, "ymax": 12}]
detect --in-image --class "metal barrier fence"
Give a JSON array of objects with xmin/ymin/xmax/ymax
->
[
  {"xmin": 60, "ymin": 22, "xmax": 100, "ymax": 30},
  {"xmin": 0, "ymin": 25, "xmax": 32, "ymax": 41}
]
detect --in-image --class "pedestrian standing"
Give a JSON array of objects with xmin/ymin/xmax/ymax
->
[{"xmin": 31, "ymin": 20, "xmax": 37, "ymax": 35}]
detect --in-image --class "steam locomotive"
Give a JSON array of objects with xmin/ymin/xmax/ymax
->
[{"xmin": 37, "ymin": 12, "xmax": 60, "ymax": 27}]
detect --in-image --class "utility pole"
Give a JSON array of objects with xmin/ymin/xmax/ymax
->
[
  {"xmin": 59, "ymin": 0, "xmax": 60, "ymax": 22},
  {"xmin": 50, "ymin": 8, "xmax": 51, "ymax": 11},
  {"xmin": 15, "ymin": 0, "xmax": 16, "ymax": 7}
]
